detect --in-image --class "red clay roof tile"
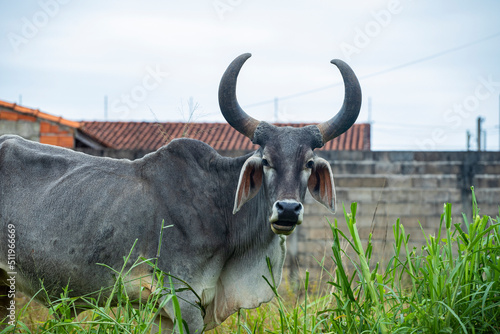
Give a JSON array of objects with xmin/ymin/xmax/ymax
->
[
  {"xmin": 0, "ymin": 99, "xmax": 369, "ymax": 151},
  {"xmin": 80, "ymin": 121, "xmax": 370, "ymax": 151}
]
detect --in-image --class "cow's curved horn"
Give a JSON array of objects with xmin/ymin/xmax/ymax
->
[
  {"xmin": 219, "ymin": 53, "xmax": 260, "ymax": 140},
  {"xmin": 317, "ymin": 59, "xmax": 362, "ymax": 144}
]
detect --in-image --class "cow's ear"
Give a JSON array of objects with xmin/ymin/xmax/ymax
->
[
  {"xmin": 307, "ymin": 157, "xmax": 336, "ymax": 213},
  {"xmin": 233, "ymin": 156, "xmax": 263, "ymax": 214}
]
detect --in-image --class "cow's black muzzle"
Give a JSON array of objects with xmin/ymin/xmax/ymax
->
[{"xmin": 269, "ymin": 200, "xmax": 304, "ymax": 235}]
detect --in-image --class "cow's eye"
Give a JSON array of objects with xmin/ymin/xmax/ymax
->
[
  {"xmin": 306, "ymin": 160, "xmax": 314, "ymax": 169},
  {"xmin": 262, "ymin": 158, "xmax": 270, "ymax": 167}
]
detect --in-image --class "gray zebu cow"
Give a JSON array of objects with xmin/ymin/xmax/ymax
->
[{"xmin": 0, "ymin": 53, "xmax": 361, "ymax": 332}]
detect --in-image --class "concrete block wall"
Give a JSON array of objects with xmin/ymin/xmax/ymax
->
[
  {"xmin": 0, "ymin": 109, "xmax": 75, "ymax": 148},
  {"xmin": 285, "ymin": 151, "xmax": 500, "ymax": 281},
  {"xmin": 0, "ymin": 120, "xmax": 40, "ymax": 142}
]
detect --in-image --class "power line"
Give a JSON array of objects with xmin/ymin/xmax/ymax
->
[
  {"xmin": 361, "ymin": 32, "xmax": 500, "ymax": 80},
  {"xmin": 245, "ymin": 32, "xmax": 500, "ymax": 109}
]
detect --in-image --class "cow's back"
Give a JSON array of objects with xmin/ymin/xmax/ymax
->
[
  {"xmin": 0, "ymin": 136, "xmax": 235, "ymax": 301},
  {"xmin": 0, "ymin": 135, "xmax": 159, "ymax": 298}
]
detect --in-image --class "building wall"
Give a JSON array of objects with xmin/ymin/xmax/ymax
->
[
  {"xmin": 75, "ymin": 148, "xmax": 499, "ymax": 281},
  {"xmin": 0, "ymin": 109, "xmax": 75, "ymax": 147},
  {"xmin": 0, "ymin": 111, "xmax": 40, "ymax": 141},
  {"xmin": 38, "ymin": 121, "xmax": 75, "ymax": 148}
]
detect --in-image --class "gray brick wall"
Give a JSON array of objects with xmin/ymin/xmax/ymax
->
[
  {"xmin": 285, "ymin": 151, "xmax": 500, "ymax": 281},
  {"xmin": 0, "ymin": 120, "xmax": 40, "ymax": 141}
]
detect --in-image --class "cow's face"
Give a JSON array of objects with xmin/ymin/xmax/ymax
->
[
  {"xmin": 219, "ymin": 53, "xmax": 361, "ymax": 235},
  {"xmin": 233, "ymin": 124, "xmax": 336, "ymax": 235}
]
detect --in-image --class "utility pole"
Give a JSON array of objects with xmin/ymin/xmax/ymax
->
[
  {"xmin": 368, "ymin": 97, "xmax": 373, "ymax": 150},
  {"xmin": 368, "ymin": 97, "xmax": 372, "ymax": 124},
  {"xmin": 104, "ymin": 95, "xmax": 108, "ymax": 120},
  {"xmin": 466, "ymin": 130, "xmax": 471, "ymax": 151},
  {"xmin": 477, "ymin": 117, "xmax": 483, "ymax": 151},
  {"xmin": 188, "ymin": 96, "xmax": 195, "ymax": 115},
  {"xmin": 274, "ymin": 97, "xmax": 279, "ymax": 123},
  {"xmin": 483, "ymin": 130, "xmax": 487, "ymax": 151}
]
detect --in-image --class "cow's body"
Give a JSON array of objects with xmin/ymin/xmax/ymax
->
[
  {"xmin": 0, "ymin": 53, "xmax": 361, "ymax": 333},
  {"xmin": 0, "ymin": 135, "xmax": 284, "ymax": 331}
]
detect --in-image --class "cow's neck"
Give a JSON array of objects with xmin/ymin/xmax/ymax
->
[
  {"xmin": 203, "ymin": 152, "xmax": 285, "ymax": 326},
  {"xmin": 217, "ymin": 153, "xmax": 279, "ymax": 255}
]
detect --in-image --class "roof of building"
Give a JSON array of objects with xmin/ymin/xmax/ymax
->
[
  {"xmin": 0, "ymin": 99, "xmax": 370, "ymax": 151},
  {"xmin": 81, "ymin": 121, "xmax": 370, "ymax": 151},
  {"xmin": 0, "ymin": 100, "xmax": 81, "ymax": 128}
]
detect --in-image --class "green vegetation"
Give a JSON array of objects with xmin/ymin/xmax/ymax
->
[
  {"xmin": 2, "ymin": 188, "xmax": 499, "ymax": 333},
  {"xmin": 2, "ymin": 238, "xmax": 185, "ymax": 334}
]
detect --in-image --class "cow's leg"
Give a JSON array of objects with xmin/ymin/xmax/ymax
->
[
  {"xmin": 150, "ymin": 307, "xmax": 204, "ymax": 334},
  {"xmin": 145, "ymin": 293, "xmax": 204, "ymax": 333},
  {"xmin": 125, "ymin": 271, "xmax": 205, "ymax": 333},
  {"xmin": 164, "ymin": 297, "xmax": 205, "ymax": 334},
  {"xmin": 151, "ymin": 312, "xmax": 203, "ymax": 334},
  {"xmin": 145, "ymin": 291, "xmax": 204, "ymax": 333},
  {"xmin": 151, "ymin": 314, "xmax": 174, "ymax": 333}
]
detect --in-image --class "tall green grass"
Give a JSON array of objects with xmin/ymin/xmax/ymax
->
[
  {"xmin": 1, "ymin": 239, "xmax": 192, "ymax": 334},
  {"xmin": 321, "ymin": 194, "xmax": 499, "ymax": 333},
  {"xmin": 217, "ymin": 188, "xmax": 500, "ymax": 333},
  {"xmin": 2, "ymin": 188, "xmax": 499, "ymax": 333}
]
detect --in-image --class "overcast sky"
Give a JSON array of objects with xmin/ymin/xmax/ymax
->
[{"xmin": 1, "ymin": 0, "xmax": 499, "ymax": 151}]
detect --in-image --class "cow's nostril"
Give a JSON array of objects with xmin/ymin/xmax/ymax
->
[
  {"xmin": 294, "ymin": 203, "xmax": 302, "ymax": 214},
  {"xmin": 276, "ymin": 202, "xmax": 284, "ymax": 213}
]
